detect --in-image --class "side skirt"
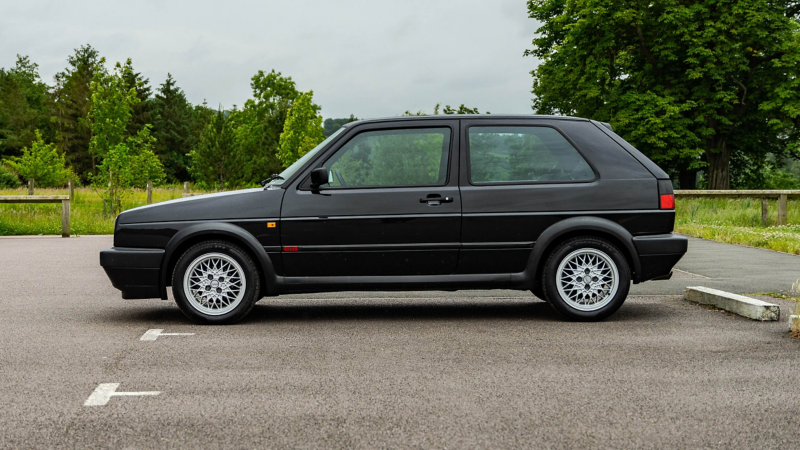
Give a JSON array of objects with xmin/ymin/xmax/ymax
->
[{"xmin": 274, "ymin": 273, "xmax": 532, "ymax": 295}]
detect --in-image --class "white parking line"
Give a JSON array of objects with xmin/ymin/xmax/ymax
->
[
  {"xmin": 84, "ymin": 383, "xmax": 161, "ymax": 406},
  {"xmin": 140, "ymin": 329, "xmax": 195, "ymax": 341}
]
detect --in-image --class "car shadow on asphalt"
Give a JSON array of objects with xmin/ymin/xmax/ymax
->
[
  {"xmin": 98, "ymin": 297, "xmax": 671, "ymax": 325},
  {"xmin": 242, "ymin": 300, "xmax": 564, "ymax": 323}
]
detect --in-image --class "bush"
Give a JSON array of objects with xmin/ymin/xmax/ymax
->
[
  {"xmin": 0, "ymin": 164, "xmax": 21, "ymax": 187},
  {"xmin": 6, "ymin": 130, "xmax": 73, "ymax": 187}
]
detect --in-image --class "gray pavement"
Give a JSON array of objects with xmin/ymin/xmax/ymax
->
[{"xmin": 1, "ymin": 235, "xmax": 799, "ymax": 449}]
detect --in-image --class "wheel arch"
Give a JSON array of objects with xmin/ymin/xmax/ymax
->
[
  {"xmin": 159, "ymin": 223, "xmax": 278, "ymax": 299},
  {"xmin": 527, "ymin": 216, "xmax": 642, "ymax": 286}
]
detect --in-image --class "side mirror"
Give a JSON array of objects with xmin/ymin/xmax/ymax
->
[{"xmin": 310, "ymin": 167, "xmax": 329, "ymax": 188}]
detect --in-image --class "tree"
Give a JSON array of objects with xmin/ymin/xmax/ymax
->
[
  {"xmin": 525, "ymin": 0, "xmax": 800, "ymax": 189},
  {"xmin": 188, "ymin": 107, "xmax": 242, "ymax": 190},
  {"xmin": 6, "ymin": 130, "xmax": 74, "ymax": 187},
  {"xmin": 88, "ymin": 58, "xmax": 164, "ymax": 215},
  {"xmin": 238, "ymin": 70, "xmax": 302, "ymax": 179},
  {"xmin": 121, "ymin": 62, "xmax": 153, "ymax": 136},
  {"xmin": 151, "ymin": 74, "xmax": 195, "ymax": 181},
  {"xmin": 0, "ymin": 55, "xmax": 53, "ymax": 157},
  {"xmin": 403, "ymin": 103, "xmax": 488, "ymax": 116},
  {"xmin": 323, "ymin": 115, "xmax": 358, "ymax": 137},
  {"xmin": 277, "ymin": 90, "xmax": 325, "ymax": 167},
  {"xmin": 51, "ymin": 45, "xmax": 101, "ymax": 180}
]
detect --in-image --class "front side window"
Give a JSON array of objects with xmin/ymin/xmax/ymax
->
[
  {"xmin": 322, "ymin": 128, "xmax": 451, "ymax": 188},
  {"xmin": 468, "ymin": 126, "xmax": 594, "ymax": 184}
]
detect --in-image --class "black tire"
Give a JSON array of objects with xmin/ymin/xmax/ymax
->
[
  {"xmin": 172, "ymin": 240, "xmax": 260, "ymax": 324},
  {"xmin": 541, "ymin": 237, "xmax": 630, "ymax": 321}
]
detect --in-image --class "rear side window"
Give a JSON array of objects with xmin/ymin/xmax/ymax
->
[
  {"xmin": 468, "ymin": 126, "xmax": 594, "ymax": 184},
  {"xmin": 324, "ymin": 128, "xmax": 450, "ymax": 188}
]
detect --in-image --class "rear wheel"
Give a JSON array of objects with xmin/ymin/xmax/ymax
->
[
  {"xmin": 172, "ymin": 241, "xmax": 260, "ymax": 324},
  {"xmin": 542, "ymin": 237, "xmax": 630, "ymax": 321}
]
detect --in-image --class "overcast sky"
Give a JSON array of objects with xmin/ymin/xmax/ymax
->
[{"xmin": 1, "ymin": 0, "xmax": 540, "ymax": 119}]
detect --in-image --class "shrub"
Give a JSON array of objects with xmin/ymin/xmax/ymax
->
[
  {"xmin": 0, "ymin": 164, "xmax": 21, "ymax": 187},
  {"xmin": 6, "ymin": 130, "xmax": 73, "ymax": 187}
]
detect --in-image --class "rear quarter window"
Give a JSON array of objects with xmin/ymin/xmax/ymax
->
[{"xmin": 468, "ymin": 126, "xmax": 595, "ymax": 184}]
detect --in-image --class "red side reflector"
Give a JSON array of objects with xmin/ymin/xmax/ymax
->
[
  {"xmin": 283, "ymin": 246, "xmax": 298, "ymax": 252},
  {"xmin": 660, "ymin": 194, "xmax": 675, "ymax": 209}
]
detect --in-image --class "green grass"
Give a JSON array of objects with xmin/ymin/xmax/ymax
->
[
  {"xmin": 675, "ymin": 197, "xmax": 800, "ymax": 254},
  {"xmin": 0, "ymin": 186, "xmax": 204, "ymax": 235}
]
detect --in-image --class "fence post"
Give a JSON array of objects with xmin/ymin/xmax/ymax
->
[
  {"xmin": 146, "ymin": 181, "xmax": 153, "ymax": 204},
  {"xmin": 778, "ymin": 194, "xmax": 788, "ymax": 226},
  {"xmin": 68, "ymin": 179, "xmax": 74, "ymax": 201},
  {"xmin": 28, "ymin": 178, "xmax": 34, "ymax": 195},
  {"xmin": 761, "ymin": 198, "xmax": 769, "ymax": 226},
  {"xmin": 184, "ymin": 182, "xmax": 189, "ymax": 194},
  {"xmin": 61, "ymin": 199, "xmax": 70, "ymax": 238}
]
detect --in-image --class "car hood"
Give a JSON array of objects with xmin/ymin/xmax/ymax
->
[{"xmin": 117, "ymin": 188, "xmax": 284, "ymax": 224}]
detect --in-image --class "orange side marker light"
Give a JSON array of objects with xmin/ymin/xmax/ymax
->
[{"xmin": 267, "ymin": 222, "xmax": 276, "ymax": 228}]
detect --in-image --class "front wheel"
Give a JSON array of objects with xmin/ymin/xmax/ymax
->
[
  {"xmin": 542, "ymin": 237, "xmax": 630, "ymax": 321},
  {"xmin": 172, "ymin": 241, "xmax": 260, "ymax": 324}
]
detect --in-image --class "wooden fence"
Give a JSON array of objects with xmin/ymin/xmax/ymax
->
[
  {"xmin": 0, "ymin": 195, "xmax": 70, "ymax": 237},
  {"xmin": 674, "ymin": 190, "xmax": 800, "ymax": 226}
]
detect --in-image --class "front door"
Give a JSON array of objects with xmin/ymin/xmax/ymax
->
[{"xmin": 280, "ymin": 120, "xmax": 461, "ymax": 277}]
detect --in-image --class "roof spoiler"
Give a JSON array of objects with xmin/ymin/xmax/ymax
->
[{"xmin": 599, "ymin": 121, "xmax": 613, "ymax": 131}]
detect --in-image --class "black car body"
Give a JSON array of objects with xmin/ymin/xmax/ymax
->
[{"xmin": 100, "ymin": 115, "xmax": 687, "ymax": 323}]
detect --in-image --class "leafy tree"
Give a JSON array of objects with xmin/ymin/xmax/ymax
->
[
  {"xmin": 51, "ymin": 45, "xmax": 102, "ymax": 179},
  {"xmin": 0, "ymin": 55, "xmax": 53, "ymax": 157},
  {"xmin": 5, "ymin": 130, "xmax": 73, "ymax": 187},
  {"xmin": 88, "ymin": 58, "xmax": 164, "ymax": 214},
  {"xmin": 277, "ymin": 90, "xmax": 325, "ymax": 167},
  {"xmin": 0, "ymin": 164, "xmax": 20, "ymax": 187},
  {"xmin": 188, "ymin": 108, "xmax": 242, "ymax": 190},
  {"xmin": 525, "ymin": 0, "xmax": 800, "ymax": 189},
  {"xmin": 238, "ymin": 70, "xmax": 302, "ymax": 179},
  {"xmin": 323, "ymin": 115, "xmax": 358, "ymax": 137},
  {"xmin": 151, "ymin": 74, "xmax": 195, "ymax": 181}
]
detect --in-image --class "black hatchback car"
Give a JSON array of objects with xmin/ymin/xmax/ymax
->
[{"xmin": 100, "ymin": 115, "xmax": 687, "ymax": 324}]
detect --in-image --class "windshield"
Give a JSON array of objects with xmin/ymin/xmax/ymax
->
[{"xmin": 267, "ymin": 127, "xmax": 346, "ymax": 186}]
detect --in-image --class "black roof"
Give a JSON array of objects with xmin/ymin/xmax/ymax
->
[{"xmin": 343, "ymin": 114, "xmax": 591, "ymax": 127}]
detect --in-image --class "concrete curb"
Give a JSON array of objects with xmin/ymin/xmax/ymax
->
[
  {"xmin": 684, "ymin": 286, "xmax": 780, "ymax": 321},
  {"xmin": 791, "ymin": 315, "xmax": 799, "ymax": 332}
]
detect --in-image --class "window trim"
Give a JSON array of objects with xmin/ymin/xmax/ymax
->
[
  {"xmin": 464, "ymin": 124, "xmax": 599, "ymax": 187},
  {"xmin": 298, "ymin": 125, "xmax": 456, "ymax": 191}
]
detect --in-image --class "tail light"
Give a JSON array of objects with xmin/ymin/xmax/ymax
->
[
  {"xmin": 657, "ymin": 179, "xmax": 675, "ymax": 209},
  {"xmin": 660, "ymin": 194, "xmax": 675, "ymax": 209}
]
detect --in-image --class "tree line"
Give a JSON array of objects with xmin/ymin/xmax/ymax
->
[
  {"xmin": 0, "ymin": 45, "xmax": 356, "ymax": 207},
  {"xmin": 0, "ymin": 45, "xmax": 490, "ymax": 211}
]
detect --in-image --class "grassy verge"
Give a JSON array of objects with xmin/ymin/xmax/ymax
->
[
  {"xmin": 0, "ymin": 186, "xmax": 203, "ymax": 235},
  {"xmin": 675, "ymin": 197, "xmax": 800, "ymax": 255}
]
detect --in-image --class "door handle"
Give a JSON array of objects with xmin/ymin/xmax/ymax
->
[{"xmin": 420, "ymin": 195, "xmax": 454, "ymax": 205}]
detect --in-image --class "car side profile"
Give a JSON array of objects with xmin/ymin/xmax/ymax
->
[{"xmin": 100, "ymin": 115, "xmax": 687, "ymax": 324}]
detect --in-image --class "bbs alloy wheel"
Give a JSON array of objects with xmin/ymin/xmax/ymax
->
[
  {"xmin": 183, "ymin": 252, "xmax": 246, "ymax": 316},
  {"xmin": 542, "ymin": 237, "xmax": 630, "ymax": 321},
  {"xmin": 173, "ymin": 241, "xmax": 260, "ymax": 324}
]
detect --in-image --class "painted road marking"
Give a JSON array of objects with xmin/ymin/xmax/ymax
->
[
  {"xmin": 84, "ymin": 383, "xmax": 161, "ymax": 406},
  {"xmin": 140, "ymin": 329, "xmax": 195, "ymax": 341}
]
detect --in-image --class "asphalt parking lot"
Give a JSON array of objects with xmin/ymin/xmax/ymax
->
[{"xmin": 1, "ymin": 235, "xmax": 799, "ymax": 449}]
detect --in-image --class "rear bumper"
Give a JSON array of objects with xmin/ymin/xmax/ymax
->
[
  {"xmin": 100, "ymin": 247, "xmax": 164, "ymax": 299},
  {"xmin": 632, "ymin": 233, "xmax": 688, "ymax": 282}
]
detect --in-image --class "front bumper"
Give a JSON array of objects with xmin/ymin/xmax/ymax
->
[
  {"xmin": 632, "ymin": 233, "xmax": 688, "ymax": 282},
  {"xmin": 100, "ymin": 247, "xmax": 164, "ymax": 299}
]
